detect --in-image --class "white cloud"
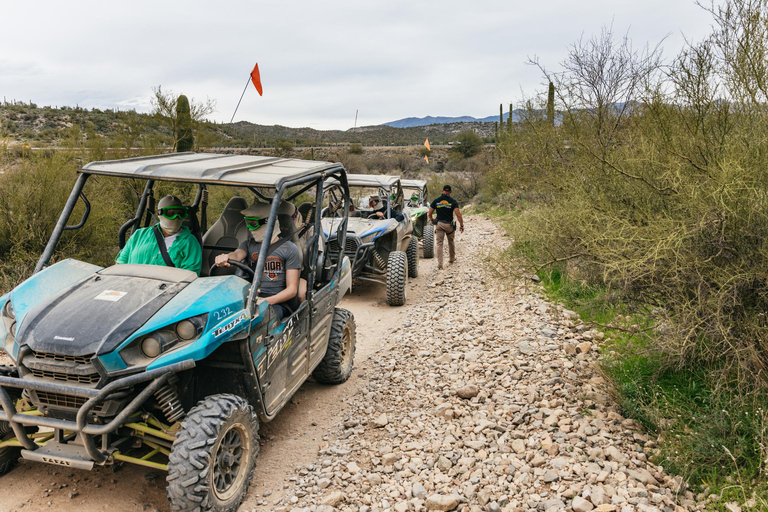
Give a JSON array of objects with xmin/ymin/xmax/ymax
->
[{"xmin": 0, "ymin": 0, "xmax": 714, "ymax": 129}]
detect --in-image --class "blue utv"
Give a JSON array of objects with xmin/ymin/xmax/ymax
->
[
  {"xmin": 321, "ymin": 174, "xmax": 416, "ymax": 306},
  {"xmin": 0, "ymin": 153, "xmax": 356, "ymax": 511}
]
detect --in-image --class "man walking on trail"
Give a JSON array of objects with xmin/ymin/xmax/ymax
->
[{"xmin": 428, "ymin": 184, "xmax": 464, "ymax": 270}]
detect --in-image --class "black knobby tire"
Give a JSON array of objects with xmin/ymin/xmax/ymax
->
[
  {"xmin": 0, "ymin": 365, "xmax": 34, "ymax": 477},
  {"xmin": 312, "ymin": 308, "xmax": 356, "ymax": 384},
  {"xmin": 422, "ymin": 224, "xmax": 435, "ymax": 259},
  {"xmin": 406, "ymin": 236, "xmax": 419, "ymax": 278},
  {"xmin": 386, "ymin": 251, "xmax": 408, "ymax": 306},
  {"xmin": 167, "ymin": 394, "xmax": 259, "ymax": 512}
]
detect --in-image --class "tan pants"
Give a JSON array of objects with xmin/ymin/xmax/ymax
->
[{"xmin": 435, "ymin": 222, "xmax": 455, "ymax": 267}]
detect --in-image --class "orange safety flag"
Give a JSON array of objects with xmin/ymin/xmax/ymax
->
[
  {"xmin": 424, "ymin": 155, "xmax": 429, "ymax": 164},
  {"xmin": 424, "ymin": 138, "xmax": 431, "ymax": 151},
  {"xmin": 250, "ymin": 63, "xmax": 263, "ymax": 96}
]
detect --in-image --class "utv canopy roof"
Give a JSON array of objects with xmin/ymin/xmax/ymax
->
[
  {"xmin": 80, "ymin": 152, "xmax": 344, "ymax": 188},
  {"xmin": 400, "ymin": 179, "xmax": 426, "ymax": 190},
  {"xmin": 331, "ymin": 174, "xmax": 401, "ymax": 189}
]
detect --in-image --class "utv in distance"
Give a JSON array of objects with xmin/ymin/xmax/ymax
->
[
  {"xmin": 0, "ymin": 153, "xmax": 356, "ymax": 511},
  {"xmin": 321, "ymin": 174, "xmax": 416, "ymax": 306},
  {"xmin": 401, "ymin": 179, "xmax": 434, "ymax": 259}
]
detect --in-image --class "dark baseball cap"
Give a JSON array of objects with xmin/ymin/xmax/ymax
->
[{"xmin": 443, "ymin": 185, "xmax": 452, "ymax": 192}]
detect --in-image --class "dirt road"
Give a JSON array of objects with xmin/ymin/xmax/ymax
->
[{"xmin": 0, "ymin": 231, "xmax": 443, "ymax": 512}]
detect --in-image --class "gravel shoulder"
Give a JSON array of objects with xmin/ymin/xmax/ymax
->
[{"xmin": 0, "ymin": 215, "xmax": 699, "ymax": 512}]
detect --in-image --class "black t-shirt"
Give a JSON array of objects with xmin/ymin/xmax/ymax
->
[{"xmin": 430, "ymin": 194, "xmax": 459, "ymax": 223}]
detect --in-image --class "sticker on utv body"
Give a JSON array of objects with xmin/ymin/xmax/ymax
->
[
  {"xmin": 213, "ymin": 312, "xmax": 248, "ymax": 338},
  {"xmin": 94, "ymin": 290, "xmax": 127, "ymax": 302}
]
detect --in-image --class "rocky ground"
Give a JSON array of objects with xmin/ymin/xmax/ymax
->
[
  {"xmin": 0, "ymin": 215, "xmax": 704, "ymax": 512},
  {"xmin": 246, "ymin": 216, "xmax": 701, "ymax": 512}
]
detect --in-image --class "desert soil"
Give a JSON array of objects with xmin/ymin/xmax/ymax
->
[{"xmin": 0, "ymin": 215, "xmax": 701, "ymax": 512}]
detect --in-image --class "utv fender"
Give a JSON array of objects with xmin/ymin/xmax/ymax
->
[{"xmin": 339, "ymin": 256, "xmax": 352, "ymax": 298}]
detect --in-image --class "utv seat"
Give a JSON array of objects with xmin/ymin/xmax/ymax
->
[
  {"xmin": 200, "ymin": 196, "xmax": 249, "ymax": 276},
  {"xmin": 279, "ymin": 202, "xmax": 327, "ymax": 291},
  {"xmin": 297, "ymin": 202, "xmax": 314, "ymax": 224}
]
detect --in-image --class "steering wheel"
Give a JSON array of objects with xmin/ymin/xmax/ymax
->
[
  {"xmin": 367, "ymin": 213, "xmax": 381, "ymax": 219},
  {"xmin": 228, "ymin": 259, "xmax": 255, "ymax": 278}
]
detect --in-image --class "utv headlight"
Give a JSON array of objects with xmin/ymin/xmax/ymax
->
[
  {"xmin": 120, "ymin": 313, "xmax": 208, "ymax": 367},
  {"xmin": 1, "ymin": 299, "xmax": 17, "ymax": 360},
  {"xmin": 176, "ymin": 320, "xmax": 197, "ymax": 341},
  {"xmin": 141, "ymin": 337, "xmax": 162, "ymax": 358},
  {"xmin": 3, "ymin": 301, "xmax": 14, "ymax": 320}
]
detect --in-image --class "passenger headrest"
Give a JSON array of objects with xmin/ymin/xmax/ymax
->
[{"xmin": 277, "ymin": 201, "xmax": 300, "ymax": 240}]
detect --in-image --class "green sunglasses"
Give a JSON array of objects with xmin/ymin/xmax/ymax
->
[
  {"xmin": 157, "ymin": 206, "xmax": 188, "ymax": 220},
  {"xmin": 244, "ymin": 216, "xmax": 266, "ymax": 231},
  {"xmin": 390, "ymin": 194, "xmax": 397, "ymax": 201}
]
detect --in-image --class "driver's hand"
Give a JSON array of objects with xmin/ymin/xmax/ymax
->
[
  {"xmin": 376, "ymin": 212, "xmax": 384, "ymax": 218},
  {"xmin": 460, "ymin": 225, "xmax": 465, "ymax": 233},
  {"xmin": 215, "ymin": 254, "xmax": 231, "ymax": 267}
]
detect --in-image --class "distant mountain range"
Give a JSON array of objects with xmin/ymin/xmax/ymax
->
[{"xmin": 384, "ymin": 112, "xmax": 520, "ymax": 128}]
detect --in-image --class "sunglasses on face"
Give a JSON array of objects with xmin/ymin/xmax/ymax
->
[
  {"xmin": 390, "ymin": 194, "xmax": 397, "ymax": 201},
  {"xmin": 244, "ymin": 216, "xmax": 266, "ymax": 231},
  {"xmin": 157, "ymin": 206, "xmax": 188, "ymax": 219},
  {"xmin": 411, "ymin": 196, "xmax": 419, "ymax": 202}
]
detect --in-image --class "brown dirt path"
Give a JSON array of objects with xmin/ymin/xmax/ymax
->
[{"xmin": 0, "ymin": 227, "xmax": 454, "ymax": 511}]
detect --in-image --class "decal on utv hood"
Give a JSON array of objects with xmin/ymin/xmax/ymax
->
[{"xmin": 213, "ymin": 312, "xmax": 248, "ymax": 338}]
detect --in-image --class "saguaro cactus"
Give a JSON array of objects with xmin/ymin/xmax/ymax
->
[
  {"xmin": 508, "ymin": 103, "xmax": 513, "ymax": 132},
  {"xmin": 176, "ymin": 94, "xmax": 194, "ymax": 152},
  {"xmin": 547, "ymin": 82, "xmax": 555, "ymax": 127}
]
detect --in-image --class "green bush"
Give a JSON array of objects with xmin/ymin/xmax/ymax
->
[{"xmin": 488, "ymin": 1, "xmax": 768, "ymax": 498}]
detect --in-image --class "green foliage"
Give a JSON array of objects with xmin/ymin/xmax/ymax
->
[
  {"xmin": 487, "ymin": 2, "xmax": 768, "ymax": 500},
  {"xmin": 151, "ymin": 86, "xmax": 214, "ymax": 151},
  {"xmin": 0, "ymin": 148, "xmax": 142, "ymax": 293},
  {"xmin": 274, "ymin": 140, "xmax": 293, "ymax": 155},
  {"xmin": 176, "ymin": 94, "xmax": 194, "ymax": 153},
  {"xmin": 348, "ymin": 143, "xmax": 363, "ymax": 154},
  {"xmin": 449, "ymin": 131, "xmax": 483, "ymax": 159}
]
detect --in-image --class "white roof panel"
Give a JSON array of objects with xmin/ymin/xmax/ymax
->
[{"xmin": 80, "ymin": 152, "xmax": 343, "ymax": 188}]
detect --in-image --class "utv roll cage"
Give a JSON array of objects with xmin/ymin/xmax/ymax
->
[{"xmin": 35, "ymin": 152, "xmax": 351, "ymax": 317}]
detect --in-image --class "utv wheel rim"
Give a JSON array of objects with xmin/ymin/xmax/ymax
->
[{"xmin": 213, "ymin": 422, "xmax": 249, "ymax": 501}]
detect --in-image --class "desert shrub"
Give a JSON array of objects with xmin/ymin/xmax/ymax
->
[
  {"xmin": 488, "ymin": 2, "xmax": 768, "ymax": 494},
  {"xmin": 449, "ymin": 130, "xmax": 483, "ymax": 159},
  {"xmin": 275, "ymin": 140, "xmax": 293, "ymax": 155},
  {"xmin": 348, "ymin": 143, "xmax": 363, "ymax": 154},
  {"xmin": 0, "ymin": 148, "xmax": 158, "ymax": 294},
  {"xmin": 337, "ymin": 153, "xmax": 367, "ymax": 174}
]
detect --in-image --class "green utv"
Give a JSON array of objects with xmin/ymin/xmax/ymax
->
[
  {"xmin": 401, "ymin": 179, "xmax": 434, "ymax": 259},
  {"xmin": 0, "ymin": 153, "xmax": 356, "ymax": 511}
]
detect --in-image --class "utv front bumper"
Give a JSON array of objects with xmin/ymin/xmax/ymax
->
[{"xmin": 0, "ymin": 359, "xmax": 194, "ymax": 467}]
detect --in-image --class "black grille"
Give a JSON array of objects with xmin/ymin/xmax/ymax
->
[
  {"xmin": 28, "ymin": 368, "xmax": 100, "ymax": 384},
  {"xmin": 35, "ymin": 391, "xmax": 87, "ymax": 409},
  {"xmin": 329, "ymin": 237, "xmax": 359, "ymax": 254},
  {"xmin": 32, "ymin": 351, "xmax": 93, "ymax": 365},
  {"xmin": 33, "ymin": 391, "xmax": 104, "ymax": 413}
]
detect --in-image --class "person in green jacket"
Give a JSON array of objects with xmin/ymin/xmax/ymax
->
[{"xmin": 116, "ymin": 195, "xmax": 202, "ymax": 275}]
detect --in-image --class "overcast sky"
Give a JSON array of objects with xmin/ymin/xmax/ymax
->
[{"xmin": 0, "ymin": 1, "xmax": 714, "ymax": 130}]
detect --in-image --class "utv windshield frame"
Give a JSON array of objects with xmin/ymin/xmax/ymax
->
[{"xmin": 35, "ymin": 152, "xmax": 351, "ymax": 317}]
